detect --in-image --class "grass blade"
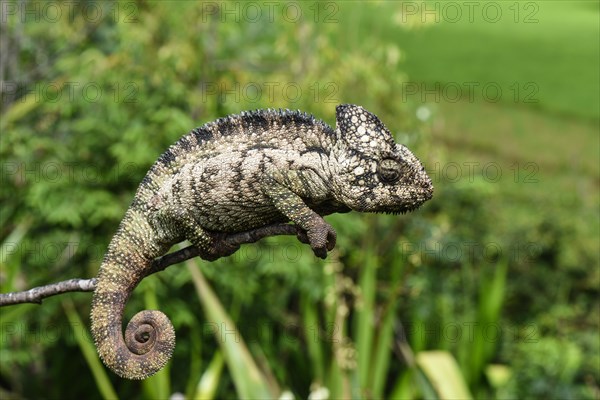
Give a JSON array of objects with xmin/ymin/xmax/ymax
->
[
  {"xmin": 301, "ymin": 294, "xmax": 325, "ymax": 383},
  {"xmin": 62, "ymin": 298, "xmax": 118, "ymax": 400},
  {"xmin": 194, "ymin": 351, "xmax": 224, "ymax": 400},
  {"xmin": 187, "ymin": 261, "xmax": 277, "ymax": 399},
  {"xmin": 355, "ymin": 248, "xmax": 377, "ymax": 390}
]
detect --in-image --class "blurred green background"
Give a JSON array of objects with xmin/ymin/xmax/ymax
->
[{"xmin": 1, "ymin": 1, "xmax": 598, "ymax": 399}]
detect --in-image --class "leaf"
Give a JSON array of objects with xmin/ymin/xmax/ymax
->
[
  {"xmin": 416, "ymin": 350, "xmax": 473, "ymax": 400},
  {"xmin": 485, "ymin": 364, "xmax": 512, "ymax": 389}
]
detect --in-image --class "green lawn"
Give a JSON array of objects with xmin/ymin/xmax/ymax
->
[{"xmin": 390, "ymin": 0, "xmax": 600, "ymax": 120}]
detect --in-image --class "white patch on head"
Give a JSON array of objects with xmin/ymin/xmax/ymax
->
[{"xmin": 333, "ymin": 104, "xmax": 433, "ymax": 213}]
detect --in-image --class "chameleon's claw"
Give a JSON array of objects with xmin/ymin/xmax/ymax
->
[
  {"xmin": 326, "ymin": 228, "xmax": 337, "ymax": 251},
  {"xmin": 296, "ymin": 228, "xmax": 310, "ymax": 245},
  {"xmin": 205, "ymin": 233, "xmax": 240, "ymax": 261},
  {"xmin": 306, "ymin": 222, "xmax": 336, "ymax": 259},
  {"xmin": 313, "ymin": 247, "xmax": 327, "ymax": 259}
]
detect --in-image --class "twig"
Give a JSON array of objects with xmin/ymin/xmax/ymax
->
[
  {"xmin": 0, "ymin": 279, "xmax": 98, "ymax": 306},
  {"xmin": 0, "ymin": 223, "xmax": 298, "ymax": 307}
]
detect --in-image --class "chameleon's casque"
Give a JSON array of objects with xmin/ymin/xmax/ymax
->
[{"xmin": 91, "ymin": 104, "xmax": 433, "ymax": 379}]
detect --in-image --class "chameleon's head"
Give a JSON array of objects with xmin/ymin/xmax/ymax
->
[{"xmin": 330, "ymin": 104, "xmax": 433, "ymax": 214}]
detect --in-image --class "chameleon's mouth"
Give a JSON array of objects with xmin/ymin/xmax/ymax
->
[
  {"xmin": 359, "ymin": 181, "xmax": 433, "ymax": 215},
  {"xmin": 358, "ymin": 200, "xmax": 426, "ymax": 215},
  {"xmin": 376, "ymin": 202, "xmax": 428, "ymax": 215},
  {"xmin": 370, "ymin": 187, "xmax": 433, "ymax": 215}
]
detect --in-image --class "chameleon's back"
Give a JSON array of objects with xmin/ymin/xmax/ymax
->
[
  {"xmin": 135, "ymin": 110, "xmax": 339, "ymax": 233},
  {"xmin": 140, "ymin": 109, "xmax": 336, "ymax": 196}
]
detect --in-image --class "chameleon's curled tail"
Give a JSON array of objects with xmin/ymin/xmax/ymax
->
[{"xmin": 90, "ymin": 218, "xmax": 176, "ymax": 380}]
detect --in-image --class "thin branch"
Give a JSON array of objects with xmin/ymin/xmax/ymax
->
[
  {"xmin": 0, "ymin": 279, "xmax": 97, "ymax": 306},
  {"xmin": 0, "ymin": 223, "xmax": 298, "ymax": 307}
]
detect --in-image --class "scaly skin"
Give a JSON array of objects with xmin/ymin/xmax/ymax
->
[{"xmin": 90, "ymin": 104, "xmax": 433, "ymax": 379}]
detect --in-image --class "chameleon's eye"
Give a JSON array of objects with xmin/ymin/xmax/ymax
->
[{"xmin": 377, "ymin": 158, "xmax": 404, "ymax": 183}]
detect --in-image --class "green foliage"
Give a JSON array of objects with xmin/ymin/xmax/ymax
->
[
  {"xmin": 504, "ymin": 337, "xmax": 589, "ymax": 399},
  {"xmin": 1, "ymin": 1, "xmax": 598, "ymax": 399}
]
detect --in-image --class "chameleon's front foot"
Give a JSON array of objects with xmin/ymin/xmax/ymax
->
[{"xmin": 297, "ymin": 217, "xmax": 337, "ymax": 259}]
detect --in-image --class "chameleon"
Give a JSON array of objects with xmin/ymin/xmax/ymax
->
[{"xmin": 90, "ymin": 104, "xmax": 433, "ymax": 379}]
